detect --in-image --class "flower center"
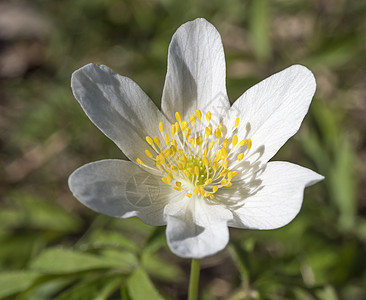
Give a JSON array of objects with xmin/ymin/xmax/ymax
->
[{"xmin": 136, "ymin": 110, "xmax": 252, "ymax": 199}]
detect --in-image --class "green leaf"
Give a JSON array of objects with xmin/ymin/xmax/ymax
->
[
  {"xmin": 0, "ymin": 271, "xmax": 40, "ymax": 298},
  {"xmin": 30, "ymin": 248, "xmax": 133, "ymax": 274},
  {"xmin": 54, "ymin": 275, "xmax": 124, "ymax": 300},
  {"xmin": 87, "ymin": 229, "xmax": 140, "ymax": 253},
  {"xmin": 127, "ymin": 268, "xmax": 164, "ymax": 300}
]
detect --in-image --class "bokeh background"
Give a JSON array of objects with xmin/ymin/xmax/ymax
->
[{"xmin": 0, "ymin": 0, "xmax": 365, "ymax": 299}]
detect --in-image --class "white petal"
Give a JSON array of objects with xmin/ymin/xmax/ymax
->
[
  {"xmin": 227, "ymin": 65, "xmax": 316, "ymax": 165},
  {"xmin": 165, "ymin": 196, "xmax": 232, "ymax": 259},
  {"xmin": 68, "ymin": 159, "xmax": 176, "ymax": 226},
  {"xmin": 71, "ymin": 63, "xmax": 170, "ymax": 169},
  {"xmin": 228, "ymin": 161, "xmax": 324, "ymax": 230},
  {"xmin": 161, "ymin": 18, "xmax": 229, "ymax": 123}
]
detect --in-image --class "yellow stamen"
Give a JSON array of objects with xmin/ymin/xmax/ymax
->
[
  {"xmin": 196, "ymin": 110, "xmax": 202, "ymax": 120},
  {"xmin": 208, "ymin": 141, "xmax": 215, "ymax": 151},
  {"xmin": 235, "ymin": 117, "xmax": 240, "ymax": 128},
  {"xmin": 136, "ymin": 158, "xmax": 144, "ymax": 165},
  {"xmin": 190, "ymin": 114, "xmax": 196, "ymax": 126},
  {"xmin": 223, "ymin": 139, "xmax": 229, "ymax": 148},
  {"xmin": 146, "ymin": 136, "xmax": 154, "ymax": 146},
  {"xmin": 212, "ymin": 186, "xmax": 218, "ymax": 193},
  {"xmin": 164, "ymin": 134, "xmax": 170, "ymax": 145},
  {"xmin": 175, "ymin": 112, "xmax": 182, "ymax": 122},
  {"xmin": 206, "ymin": 111, "xmax": 211, "ymax": 123},
  {"xmin": 237, "ymin": 153, "xmax": 244, "ymax": 161},
  {"xmin": 181, "ymin": 120, "xmax": 188, "ymax": 131},
  {"xmin": 145, "ymin": 150, "xmax": 153, "ymax": 158},
  {"xmin": 205, "ymin": 126, "xmax": 212, "ymax": 137},
  {"xmin": 159, "ymin": 122, "xmax": 164, "ymax": 133},
  {"xmin": 232, "ymin": 135, "xmax": 238, "ymax": 146},
  {"xmin": 153, "ymin": 136, "xmax": 161, "ymax": 147},
  {"xmin": 186, "ymin": 193, "xmax": 192, "ymax": 198},
  {"xmin": 196, "ymin": 136, "xmax": 203, "ymax": 146}
]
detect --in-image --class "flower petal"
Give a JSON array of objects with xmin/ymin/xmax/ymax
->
[
  {"xmin": 68, "ymin": 159, "xmax": 176, "ymax": 226},
  {"xmin": 71, "ymin": 63, "xmax": 169, "ymax": 169},
  {"xmin": 228, "ymin": 161, "xmax": 324, "ymax": 230},
  {"xmin": 227, "ymin": 65, "xmax": 316, "ymax": 165},
  {"xmin": 161, "ymin": 18, "xmax": 229, "ymax": 123},
  {"xmin": 165, "ymin": 196, "xmax": 232, "ymax": 259}
]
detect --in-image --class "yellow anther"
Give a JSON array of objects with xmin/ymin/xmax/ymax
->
[
  {"xmin": 208, "ymin": 141, "xmax": 215, "ymax": 151},
  {"xmin": 167, "ymin": 172, "xmax": 173, "ymax": 182},
  {"xmin": 171, "ymin": 165, "xmax": 178, "ymax": 172},
  {"xmin": 145, "ymin": 150, "xmax": 153, "ymax": 158},
  {"xmin": 171, "ymin": 124, "xmax": 176, "ymax": 135},
  {"xmin": 162, "ymin": 177, "xmax": 169, "ymax": 184},
  {"xmin": 223, "ymin": 159, "xmax": 229, "ymax": 168},
  {"xmin": 177, "ymin": 163, "xmax": 184, "ymax": 170},
  {"xmin": 202, "ymin": 156, "xmax": 209, "ymax": 166},
  {"xmin": 247, "ymin": 139, "xmax": 252, "ymax": 150},
  {"xmin": 227, "ymin": 182, "xmax": 233, "ymax": 187},
  {"xmin": 181, "ymin": 120, "xmax": 189, "ymax": 131},
  {"xmin": 210, "ymin": 194, "xmax": 215, "ymax": 199},
  {"xmin": 184, "ymin": 170, "xmax": 190, "ymax": 177},
  {"xmin": 204, "ymin": 192, "xmax": 210, "ymax": 197},
  {"xmin": 136, "ymin": 158, "xmax": 144, "ymax": 165},
  {"xmin": 153, "ymin": 136, "xmax": 161, "ymax": 147},
  {"xmin": 157, "ymin": 153, "xmax": 165, "ymax": 163},
  {"xmin": 206, "ymin": 111, "xmax": 211, "ymax": 123},
  {"xmin": 214, "ymin": 128, "xmax": 222, "ymax": 139},
  {"xmin": 164, "ymin": 134, "xmax": 170, "ymax": 145},
  {"xmin": 194, "ymin": 166, "xmax": 200, "ymax": 176},
  {"xmin": 228, "ymin": 172, "xmax": 235, "ymax": 180},
  {"xmin": 146, "ymin": 136, "xmax": 154, "ymax": 145},
  {"xmin": 237, "ymin": 153, "xmax": 244, "ymax": 161},
  {"xmin": 189, "ymin": 168, "xmax": 194, "ymax": 175},
  {"xmin": 193, "ymin": 186, "xmax": 200, "ymax": 195},
  {"xmin": 232, "ymin": 135, "xmax": 238, "ymax": 146},
  {"xmin": 205, "ymin": 126, "xmax": 212, "ymax": 137},
  {"xmin": 176, "ymin": 181, "xmax": 182, "ymax": 187},
  {"xmin": 190, "ymin": 114, "xmax": 196, "ymax": 126},
  {"xmin": 218, "ymin": 123, "xmax": 223, "ymax": 130},
  {"xmin": 196, "ymin": 110, "xmax": 202, "ymax": 120},
  {"xmin": 199, "ymin": 186, "xmax": 205, "ymax": 196},
  {"xmin": 159, "ymin": 122, "xmax": 164, "ymax": 133},
  {"xmin": 189, "ymin": 137, "xmax": 195, "ymax": 148},
  {"xmin": 212, "ymin": 186, "xmax": 218, "ymax": 193},
  {"xmin": 220, "ymin": 169, "xmax": 229, "ymax": 177},
  {"xmin": 220, "ymin": 147, "xmax": 228, "ymax": 159},
  {"xmin": 232, "ymin": 171, "xmax": 238, "ymax": 177},
  {"xmin": 221, "ymin": 178, "xmax": 228, "ymax": 185},
  {"xmin": 175, "ymin": 122, "xmax": 179, "ymax": 133},
  {"xmin": 223, "ymin": 138, "xmax": 229, "ymax": 148},
  {"xmin": 212, "ymin": 161, "xmax": 219, "ymax": 171},
  {"xmin": 235, "ymin": 117, "xmax": 240, "ymax": 128},
  {"xmin": 196, "ymin": 136, "xmax": 203, "ymax": 146},
  {"xmin": 239, "ymin": 139, "xmax": 249, "ymax": 147},
  {"xmin": 186, "ymin": 193, "xmax": 193, "ymax": 198},
  {"xmin": 175, "ymin": 112, "xmax": 182, "ymax": 122},
  {"xmin": 173, "ymin": 186, "xmax": 181, "ymax": 191},
  {"xmin": 205, "ymin": 178, "xmax": 212, "ymax": 185}
]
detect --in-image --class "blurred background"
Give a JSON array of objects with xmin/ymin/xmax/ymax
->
[{"xmin": 0, "ymin": 0, "xmax": 365, "ymax": 299}]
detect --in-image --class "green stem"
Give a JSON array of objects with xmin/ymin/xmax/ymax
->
[{"xmin": 188, "ymin": 259, "xmax": 201, "ymax": 300}]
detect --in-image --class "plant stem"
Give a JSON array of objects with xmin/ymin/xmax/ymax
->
[{"xmin": 188, "ymin": 259, "xmax": 201, "ymax": 300}]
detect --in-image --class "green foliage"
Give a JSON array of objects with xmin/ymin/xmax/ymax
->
[{"xmin": 1, "ymin": 0, "xmax": 366, "ymax": 299}]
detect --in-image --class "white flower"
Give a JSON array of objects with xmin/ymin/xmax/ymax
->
[{"xmin": 69, "ymin": 18, "xmax": 323, "ymax": 259}]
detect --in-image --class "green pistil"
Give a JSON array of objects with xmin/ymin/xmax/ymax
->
[{"xmin": 185, "ymin": 155, "xmax": 213, "ymax": 185}]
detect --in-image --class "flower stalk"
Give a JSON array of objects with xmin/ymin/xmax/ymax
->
[{"xmin": 188, "ymin": 259, "xmax": 201, "ymax": 300}]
